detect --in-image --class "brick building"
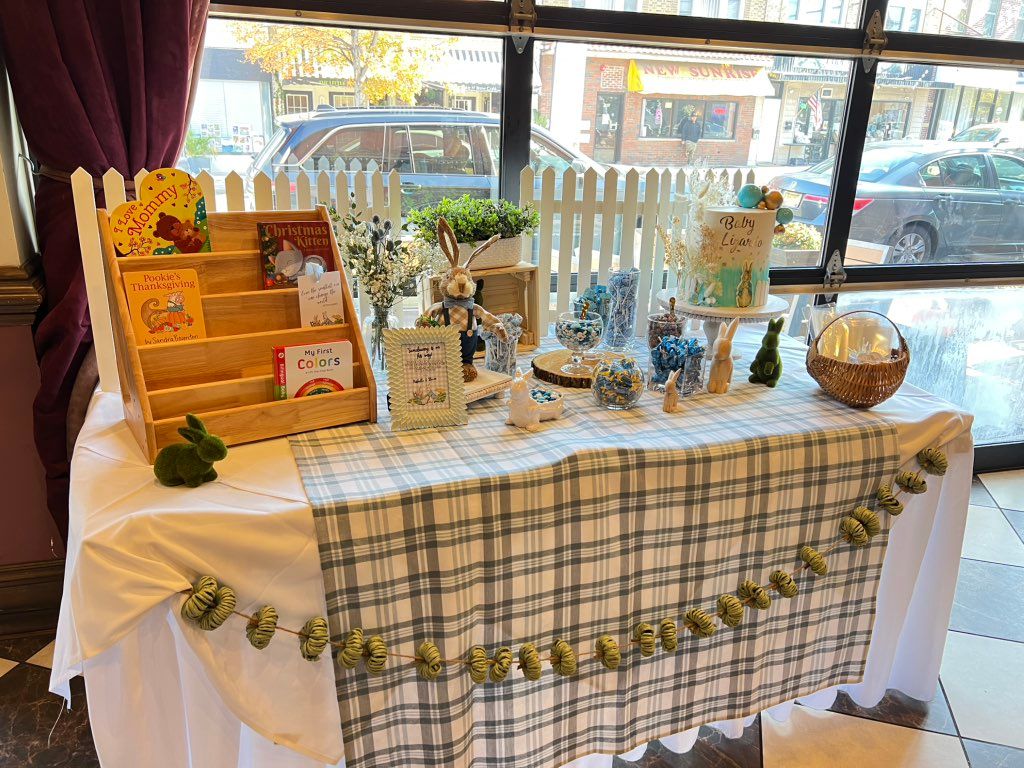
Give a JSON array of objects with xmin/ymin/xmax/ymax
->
[{"xmin": 537, "ymin": 44, "xmax": 773, "ymax": 167}]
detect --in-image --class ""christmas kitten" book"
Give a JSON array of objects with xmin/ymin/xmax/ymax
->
[
  {"xmin": 258, "ymin": 220, "xmax": 336, "ymax": 289},
  {"xmin": 273, "ymin": 340, "xmax": 353, "ymax": 399},
  {"xmin": 122, "ymin": 268, "xmax": 207, "ymax": 345}
]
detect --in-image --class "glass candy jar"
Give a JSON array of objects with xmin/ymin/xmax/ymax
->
[
  {"xmin": 555, "ymin": 310, "xmax": 604, "ymax": 376},
  {"xmin": 482, "ymin": 313, "xmax": 524, "ymax": 376},
  {"xmin": 592, "ymin": 356, "xmax": 645, "ymax": 410}
]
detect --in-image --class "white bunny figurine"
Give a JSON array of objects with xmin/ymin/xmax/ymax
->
[
  {"xmin": 506, "ymin": 368, "xmax": 542, "ymax": 431},
  {"xmin": 662, "ymin": 367, "xmax": 682, "ymax": 413},
  {"xmin": 707, "ymin": 318, "xmax": 740, "ymax": 394}
]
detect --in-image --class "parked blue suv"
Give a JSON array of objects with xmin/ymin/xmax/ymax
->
[{"xmin": 245, "ymin": 107, "xmax": 602, "ymax": 211}]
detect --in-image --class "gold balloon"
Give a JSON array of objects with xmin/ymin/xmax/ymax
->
[{"xmin": 764, "ymin": 190, "xmax": 784, "ymax": 210}]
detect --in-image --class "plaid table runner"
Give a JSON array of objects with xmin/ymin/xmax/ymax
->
[{"xmin": 290, "ymin": 332, "xmax": 900, "ymax": 768}]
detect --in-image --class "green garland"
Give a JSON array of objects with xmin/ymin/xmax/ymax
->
[{"xmin": 177, "ymin": 446, "xmax": 950, "ymax": 685}]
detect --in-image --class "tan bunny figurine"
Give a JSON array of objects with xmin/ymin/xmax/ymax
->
[
  {"xmin": 707, "ymin": 318, "xmax": 740, "ymax": 394},
  {"xmin": 662, "ymin": 367, "xmax": 683, "ymax": 413},
  {"xmin": 424, "ymin": 218, "xmax": 509, "ymax": 382}
]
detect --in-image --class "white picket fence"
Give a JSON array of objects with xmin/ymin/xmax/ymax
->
[{"xmin": 72, "ymin": 163, "xmax": 759, "ymax": 394}]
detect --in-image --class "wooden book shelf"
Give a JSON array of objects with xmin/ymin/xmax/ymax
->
[{"xmin": 98, "ymin": 205, "xmax": 377, "ymax": 463}]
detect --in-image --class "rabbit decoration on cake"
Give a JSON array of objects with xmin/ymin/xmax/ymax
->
[
  {"xmin": 749, "ymin": 317, "xmax": 785, "ymax": 387},
  {"xmin": 736, "ymin": 261, "xmax": 753, "ymax": 308},
  {"xmin": 154, "ymin": 414, "xmax": 228, "ymax": 487},
  {"xmin": 707, "ymin": 318, "xmax": 740, "ymax": 394},
  {"xmin": 424, "ymin": 218, "xmax": 509, "ymax": 382},
  {"xmin": 662, "ymin": 368, "xmax": 683, "ymax": 413}
]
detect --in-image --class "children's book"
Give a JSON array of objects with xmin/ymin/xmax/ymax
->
[
  {"xmin": 273, "ymin": 340, "xmax": 353, "ymax": 399},
  {"xmin": 122, "ymin": 269, "xmax": 206, "ymax": 344},
  {"xmin": 110, "ymin": 168, "xmax": 211, "ymax": 257},
  {"xmin": 258, "ymin": 221, "xmax": 336, "ymax": 289}
]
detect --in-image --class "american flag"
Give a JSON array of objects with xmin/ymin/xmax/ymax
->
[{"xmin": 808, "ymin": 90, "xmax": 824, "ymax": 131}]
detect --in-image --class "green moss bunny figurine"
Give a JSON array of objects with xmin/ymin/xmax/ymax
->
[
  {"xmin": 154, "ymin": 414, "xmax": 228, "ymax": 487},
  {"xmin": 748, "ymin": 317, "xmax": 784, "ymax": 387}
]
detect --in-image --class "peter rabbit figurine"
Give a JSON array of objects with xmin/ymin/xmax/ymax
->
[
  {"xmin": 424, "ymin": 218, "xmax": 509, "ymax": 382},
  {"xmin": 707, "ymin": 318, "xmax": 740, "ymax": 394},
  {"xmin": 749, "ymin": 317, "xmax": 785, "ymax": 387},
  {"xmin": 736, "ymin": 261, "xmax": 753, "ymax": 309},
  {"xmin": 662, "ymin": 368, "xmax": 683, "ymax": 413}
]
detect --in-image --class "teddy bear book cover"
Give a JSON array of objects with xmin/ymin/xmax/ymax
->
[
  {"xmin": 109, "ymin": 168, "xmax": 212, "ymax": 257},
  {"xmin": 122, "ymin": 268, "xmax": 207, "ymax": 344}
]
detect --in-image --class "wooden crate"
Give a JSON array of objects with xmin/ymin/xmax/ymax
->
[
  {"xmin": 99, "ymin": 205, "xmax": 376, "ymax": 463},
  {"xmin": 428, "ymin": 262, "xmax": 540, "ymax": 352}
]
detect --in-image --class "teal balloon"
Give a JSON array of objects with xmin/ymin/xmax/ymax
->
[
  {"xmin": 737, "ymin": 184, "xmax": 764, "ymax": 208},
  {"xmin": 775, "ymin": 207, "xmax": 794, "ymax": 225}
]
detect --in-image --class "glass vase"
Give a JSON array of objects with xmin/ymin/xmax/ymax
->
[
  {"xmin": 362, "ymin": 303, "xmax": 399, "ymax": 371},
  {"xmin": 482, "ymin": 323, "xmax": 524, "ymax": 377},
  {"xmin": 603, "ymin": 267, "xmax": 640, "ymax": 351}
]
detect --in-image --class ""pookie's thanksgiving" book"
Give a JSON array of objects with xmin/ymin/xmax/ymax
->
[
  {"xmin": 258, "ymin": 221, "xmax": 336, "ymax": 289},
  {"xmin": 122, "ymin": 269, "xmax": 207, "ymax": 344}
]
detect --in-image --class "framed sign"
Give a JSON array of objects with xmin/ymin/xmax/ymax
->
[{"xmin": 383, "ymin": 327, "xmax": 467, "ymax": 431}]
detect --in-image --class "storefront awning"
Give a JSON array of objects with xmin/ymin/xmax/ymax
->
[
  {"xmin": 935, "ymin": 65, "xmax": 1024, "ymax": 93},
  {"xmin": 627, "ymin": 59, "xmax": 774, "ymax": 97}
]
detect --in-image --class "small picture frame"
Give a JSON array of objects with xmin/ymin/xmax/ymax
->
[{"xmin": 384, "ymin": 327, "xmax": 467, "ymax": 431}]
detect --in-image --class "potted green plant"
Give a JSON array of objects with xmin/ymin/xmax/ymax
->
[
  {"xmin": 771, "ymin": 222, "xmax": 823, "ymax": 267},
  {"xmin": 408, "ymin": 196, "xmax": 539, "ymax": 270}
]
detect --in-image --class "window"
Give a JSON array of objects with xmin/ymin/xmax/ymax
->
[
  {"xmin": 918, "ymin": 155, "xmax": 988, "ymax": 188},
  {"xmin": 384, "ymin": 125, "xmax": 412, "ymax": 173},
  {"xmin": 284, "ymin": 92, "xmax": 311, "ymax": 114},
  {"xmin": 408, "ymin": 125, "xmax": 478, "ymax": 175},
  {"xmin": 992, "ymin": 155, "xmax": 1024, "ymax": 191},
  {"xmin": 329, "ymin": 93, "xmax": 355, "ymax": 108},
  {"xmin": 307, "ymin": 126, "xmax": 385, "ymax": 170},
  {"xmin": 451, "ymin": 97, "xmax": 476, "ymax": 111},
  {"xmin": 867, "ymin": 101, "xmax": 911, "ymax": 141},
  {"xmin": 703, "ymin": 101, "xmax": 738, "ymax": 139},
  {"xmin": 544, "ymin": 0, "xmax": 860, "ymax": 25},
  {"xmin": 640, "ymin": 99, "xmax": 737, "ymax": 140},
  {"xmin": 678, "ymin": 0, "xmax": 741, "ymax": 19}
]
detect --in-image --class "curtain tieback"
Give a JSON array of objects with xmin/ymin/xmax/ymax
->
[{"xmin": 32, "ymin": 160, "xmax": 136, "ymax": 194}]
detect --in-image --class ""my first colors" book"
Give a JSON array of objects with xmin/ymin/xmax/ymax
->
[{"xmin": 273, "ymin": 340, "xmax": 353, "ymax": 399}]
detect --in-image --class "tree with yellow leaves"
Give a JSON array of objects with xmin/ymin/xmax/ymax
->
[{"xmin": 230, "ymin": 22, "xmax": 444, "ymax": 108}]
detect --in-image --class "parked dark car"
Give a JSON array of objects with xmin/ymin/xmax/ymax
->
[
  {"xmin": 768, "ymin": 142, "xmax": 1024, "ymax": 264},
  {"xmin": 244, "ymin": 107, "xmax": 603, "ymax": 211}
]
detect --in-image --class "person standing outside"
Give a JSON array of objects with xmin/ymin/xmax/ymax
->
[{"xmin": 677, "ymin": 109, "xmax": 703, "ymax": 166}]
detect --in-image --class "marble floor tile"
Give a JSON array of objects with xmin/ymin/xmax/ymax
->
[
  {"xmin": 961, "ymin": 506, "xmax": 1024, "ymax": 566},
  {"xmin": 761, "ymin": 707, "xmax": 967, "ymax": 768},
  {"xmin": 828, "ymin": 684, "xmax": 957, "ymax": 736},
  {"xmin": 0, "ymin": 665, "xmax": 98, "ymax": 767},
  {"xmin": 0, "ymin": 636, "xmax": 53, "ymax": 663},
  {"xmin": 979, "ymin": 470, "xmax": 1024, "ymax": 512},
  {"xmin": 971, "ymin": 477, "xmax": 999, "ymax": 508},
  {"xmin": 961, "ymin": 739, "xmax": 1024, "ymax": 767},
  {"xmin": 26, "ymin": 642, "xmax": 55, "ymax": 670},
  {"xmin": 949, "ymin": 559, "xmax": 1024, "ymax": 643},
  {"xmin": 0, "ymin": 659, "xmax": 16, "ymax": 680},
  {"xmin": 941, "ymin": 631, "xmax": 1024, "ymax": 749},
  {"xmin": 622, "ymin": 721, "xmax": 761, "ymax": 768},
  {"xmin": 1002, "ymin": 508, "xmax": 1024, "ymax": 545}
]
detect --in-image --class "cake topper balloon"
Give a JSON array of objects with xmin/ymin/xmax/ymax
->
[{"xmin": 736, "ymin": 183, "xmax": 793, "ymax": 236}]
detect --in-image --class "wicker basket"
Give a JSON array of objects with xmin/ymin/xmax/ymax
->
[
  {"xmin": 457, "ymin": 235, "xmax": 523, "ymax": 270},
  {"xmin": 806, "ymin": 310, "xmax": 910, "ymax": 408}
]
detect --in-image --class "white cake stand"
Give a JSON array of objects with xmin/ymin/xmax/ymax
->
[{"xmin": 656, "ymin": 289, "xmax": 789, "ymax": 351}]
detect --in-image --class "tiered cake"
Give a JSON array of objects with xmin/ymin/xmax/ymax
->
[{"xmin": 683, "ymin": 184, "xmax": 792, "ymax": 311}]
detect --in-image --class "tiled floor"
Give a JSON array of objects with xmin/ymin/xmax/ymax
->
[{"xmin": 3, "ymin": 472, "xmax": 1024, "ymax": 767}]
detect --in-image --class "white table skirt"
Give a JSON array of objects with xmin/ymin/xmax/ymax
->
[{"xmin": 54, "ymin": 330, "xmax": 974, "ymax": 768}]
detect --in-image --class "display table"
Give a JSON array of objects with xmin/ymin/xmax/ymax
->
[{"xmin": 52, "ymin": 327, "xmax": 973, "ymax": 768}]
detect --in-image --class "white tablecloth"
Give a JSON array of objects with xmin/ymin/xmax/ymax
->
[{"xmin": 53, "ymin": 328, "xmax": 973, "ymax": 768}]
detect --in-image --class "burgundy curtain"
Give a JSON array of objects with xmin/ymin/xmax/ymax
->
[{"xmin": 0, "ymin": 1, "xmax": 208, "ymax": 541}]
